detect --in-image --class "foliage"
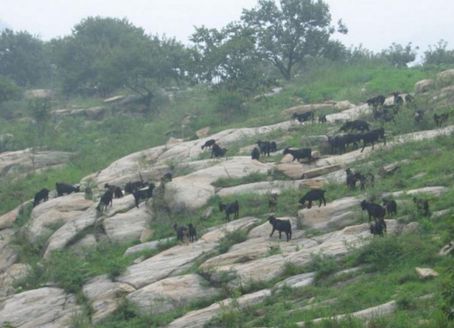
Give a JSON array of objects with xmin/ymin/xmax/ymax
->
[
  {"xmin": 424, "ymin": 39, "xmax": 454, "ymax": 66},
  {"xmin": 191, "ymin": 23, "xmax": 272, "ymax": 96},
  {"xmin": 241, "ymin": 0, "xmax": 347, "ymax": 80},
  {"xmin": 0, "ymin": 75, "xmax": 21, "ymax": 104},
  {"xmin": 381, "ymin": 42, "xmax": 418, "ymax": 68},
  {"xmin": 0, "ymin": 29, "xmax": 51, "ymax": 87}
]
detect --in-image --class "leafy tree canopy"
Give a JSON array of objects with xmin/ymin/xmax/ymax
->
[
  {"xmin": 241, "ymin": 0, "xmax": 347, "ymax": 80},
  {"xmin": 0, "ymin": 29, "xmax": 51, "ymax": 87}
]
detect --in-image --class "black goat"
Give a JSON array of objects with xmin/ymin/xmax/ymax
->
[
  {"xmin": 370, "ymin": 219, "xmax": 387, "ymax": 236},
  {"xmin": 161, "ymin": 172, "xmax": 173, "ymax": 183},
  {"xmin": 124, "ymin": 180, "xmax": 148, "ymax": 194},
  {"xmin": 339, "ymin": 120, "xmax": 370, "ymax": 133},
  {"xmin": 405, "ymin": 94, "xmax": 414, "ymax": 103},
  {"xmin": 283, "ymin": 147, "xmax": 313, "ymax": 162},
  {"xmin": 434, "ymin": 113, "xmax": 449, "ymax": 127},
  {"xmin": 268, "ymin": 193, "xmax": 278, "ymax": 212},
  {"xmin": 414, "ymin": 110, "xmax": 424, "ymax": 123},
  {"xmin": 133, "ymin": 183, "xmax": 155, "ymax": 208},
  {"xmin": 188, "ymin": 223, "xmax": 197, "ymax": 242},
  {"xmin": 360, "ymin": 128, "xmax": 386, "ymax": 152},
  {"xmin": 413, "ymin": 197, "xmax": 430, "ymax": 216},
  {"xmin": 219, "ymin": 200, "xmax": 239, "ymax": 221},
  {"xmin": 56, "ymin": 182, "xmax": 80, "ymax": 197},
  {"xmin": 211, "ymin": 143, "xmax": 227, "ymax": 158},
  {"xmin": 257, "ymin": 140, "xmax": 278, "ymax": 156},
  {"xmin": 251, "ymin": 147, "xmax": 260, "ymax": 160},
  {"xmin": 33, "ymin": 188, "xmax": 49, "ymax": 207},
  {"xmin": 96, "ymin": 189, "xmax": 113, "ymax": 212},
  {"xmin": 201, "ymin": 139, "xmax": 216, "ymax": 150},
  {"xmin": 173, "ymin": 223, "xmax": 188, "ymax": 242},
  {"xmin": 292, "ymin": 112, "xmax": 314, "ymax": 123},
  {"xmin": 104, "ymin": 184, "xmax": 124, "ymax": 198},
  {"xmin": 382, "ymin": 198, "xmax": 397, "ymax": 216},
  {"xmin": 360, "ymin": 200, "xmax": 386, "ymax": 224},
  {"xmin": 345, "ymin": 168, "xmax": 374, "ymax": 190},
  {"xmin": 392, "ymin": 92, "xmax": 404, "ymax": 108},
  {"xmin": 268, "ymin": 216, "xmax": 292, "ymax": 241},
  {"xmin": 299, "ymin": 189, "xmax": 326, "ymax": 209},
  {"xmin": 318, "ymin": 114, "xmax": 327, "ymax": 123},
  {"xmin": 366, "ymin": 95, "xmax": 385, "ymax": 109}
]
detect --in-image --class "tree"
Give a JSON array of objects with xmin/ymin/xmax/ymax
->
[
  {"xmin": 0, "ymin": 29, "xmax": 51, "ymax": 87},
  {"xmin": 191, "ymin": 23, "xmax": 272, "ymax": 95},
  {"xmin": 381, "ymin": 42, "xmax": 417, "ymax": 67},
  {"xmin": 0, "ymin": 76, "xmax": 21, "ymax": 104},
  {"xmin": 241, "ymin": 0, "xmax": 347, "ymax": 80},
  {"xmin": 424, "ymin": 40, "xmax": 454, "ymax": 66}
]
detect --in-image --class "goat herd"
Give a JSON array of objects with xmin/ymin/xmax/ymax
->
[{"xmin": 29, "ymin": 92, "xmax": 439, "ymax": 245}]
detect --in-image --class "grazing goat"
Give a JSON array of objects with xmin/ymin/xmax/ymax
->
[
  {"xmin": 161, "ymin": 172, "xmax": 173, "ymax": 183},
  {"xmin": 269, "ymin": 141, "xmax": 277, "ymax": 152},
  {"xmin": 360, "ymin": 200, "xmax": 386, "ymax": 224},
  {"xmin": 360, "ymin": 128, "xmax": 386, "ymax": 152},
  {"xmin": 104, "ymin": 184, "xmax": 123, "ymax": 198},
  {"xmin": 318, "ymin": 114, "xmax": 327, "ymax": 123},
  {"xmin": 414, "ymin": 110, "xmax": 424, "ymax": 123},
  {"xmin": 345, "ymin": 168, "xmax": 374, "ymax": 190},
  {"xmin": 251, "ymin": 147, "xmax": 260, "ymax": 160},
  {"xmin": 405, "ymin": 94, "xmax": 414, "ymax": 103},
  {"xmin": 56, "ymin": 182, "xmax": 80, "ymax": 197},
  {"xmin": 299, "ymin": 189, "xmax": 326, "ymax": 209},
  {"xmin": 96, "ymin": 189, "xmax": 113, "ymax": 212},
  {"xmin": 201, "ymin": 139, "xmax": 216, "ymax": 150},
  {"xmin": 366, "ymin": 95, "xmax": 385, "ymax": 109},
  {"xmin": 188, "ymin": 223, "xmax": 197, "ymax": 242},
  {"xmin": 292, "ymin": 112, "xmax": 314, "ymax": 123},
  {"xmin": 133, "ymin": 183, "xmax": 155, "ymax": 208},
  {"xmin": 382, "ymin": 198, "xmax": 397, "ymax": 216},
  {"xmin": 283, "ymin": 147, "xmax": 313, "ymax": 162},
  {"xmin": 339, "ymin": 120, "xmax": 370, "ymax": 133},
  {"xmin": 413, "ymin": 197, "xmax": 430, "ymax": 216},
  {"xmin": 257, "ymin": 140, "xmax": 271, "ymax": 156},
  {"xmin": 392, "ymin": 92, "xmax": 404, "ymax": 108},
  {"xmin": 211, "ymin": 143, "xmax": 227, "ymax": 158},
  {"xmin": 173, "ymin": 223, "xmax": 188, "ymax": 242},
  {"xmin": 370, "ymin": 219, "xmax": 386, "ymax": 236},
  {"xmin": 33, "ymin": 188, "xmax": 49, "ymax": 207},
  {"xmin": 124, "ymin": 181, "xmax": 148, "ymax": 194},
  {"xmin": 219, "ymin": 200, "xmax": 239, "ymax": 221},
  {"xmin": 434, "ymin": 113, "xmax": 449, "ymax": 127},
  {"xmin": 268, "ymin": 193, "xmax": 278, "ymax": 212},
  {"xmin": 268, "ymin": 216, "xmax": 292, "ymax": 241}
]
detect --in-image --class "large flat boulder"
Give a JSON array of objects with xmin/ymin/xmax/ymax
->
[
  {"xmin": 164, "ymin": 157, "xmax": 272, "ymax": 211},
  {"xmin": 216, "ymin": 178, "xmax": 325, "ymax": 197},
  {"xmin": 82, "ymin": 275, "xmax": 136, "ymax": 323},
  {"xmin": 0, "ymin": 148, "xmax": 74, "ymax": 179},
  {"xmin": 87, "ymin": 121, "xmax": 292, "ymax": 188},
  {"xmin": 0, "ymin": 287, "xmax": 81, "ymax": 328},
  {"xmin": 43, "ymin": 208, "xmax": 98, "ymax": 259},
  {"xmin": 127, "ymin": 274, "xmax": 220, "ymax": 315},
  {"xmin": 25, "ymin": 193, "xmax": 93, "ymax": 243},
  {"xmin": 117, "ymin": 217, "xmax": 259, "ymax": 289},
  {"xmin": 0, "ymin": 263, "xmax": 31, "ymax": 298},
  {"xmin": 103, "ymin": 205, "xmax": 151, "ymax": 243}
]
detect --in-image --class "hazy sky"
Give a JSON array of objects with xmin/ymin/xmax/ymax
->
[{"xmin": 1, "ymin": 0, "xmax": 453, "ymax": 53}]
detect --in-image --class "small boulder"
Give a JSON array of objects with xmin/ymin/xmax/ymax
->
[
  {"xmin": 437, "ymin": 69, "xmax": 454, "ymax": 87},
  {"xmin": 415, "ymin": 79, "xmax": 434, "ymax": 93},
  {"xmin": 196, "ymin": 127, "xmax": 211, "ymax": 138},
  {"xmin": 415, "ymin": 267, "xmax": 439, "ymax": 279},
  {"xmin": 439, "ymin": 241, "xmax": 454, "ymax": 256}
]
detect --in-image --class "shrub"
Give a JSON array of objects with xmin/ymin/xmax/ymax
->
[{"xmin": 218, "ymin": 230, "xmax": 248, "ymax": 254}]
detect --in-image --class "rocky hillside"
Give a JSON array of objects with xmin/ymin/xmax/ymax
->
[{"xmin": 0, "ymin": 70, "xmax": 453, "ymax": 328}]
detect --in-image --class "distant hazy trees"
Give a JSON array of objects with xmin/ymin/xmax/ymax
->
[{"xmin": 0, "ymin": 29, "xmax": 51, "ymax": 87}]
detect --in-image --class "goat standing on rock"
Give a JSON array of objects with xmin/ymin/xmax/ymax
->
[
  {"xmin": 268, "ymin": 216, "xmax": 292, "ymax": 241},
  {"xmin": 360, "ymin": 200, "xmax": 387, "ymax": 235},
  {"xmin": 283, "ymin": 147, "xmax": 313, "ymax": 162},
  {"xmin": 299, "ymin": 189, "xmax": 326, "ymax": 209},
  {"xmin": 33, "ymin": 188, "xmax": 49, "ymax": 207}
]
